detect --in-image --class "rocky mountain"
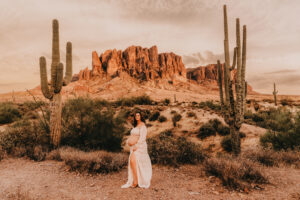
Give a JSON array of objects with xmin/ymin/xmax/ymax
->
[
  {"xmin": 186, "ymin": 64, "xmax": 253, "ymax": 92},
  {"xmin": 73, "ymin": 45, "xmax": 187, "ymax": 83}
]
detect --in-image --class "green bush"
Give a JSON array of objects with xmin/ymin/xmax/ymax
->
[
  {"xmin": 198, "ymin": 101, "xmax": 221, "ymax": 111},
  {"xmin": 0, "ymin": 103, "xmax": 21, "ymax": 124},
  {"xmin": 259, "ymin": 112, "xmax": 300, "ymax": 151},
  {"xmin": 0, "ymin": 119, "xmax": 50, "ymax": 161},
  {"xmin": 61, "ymin": 97, "xmax": 127, "ymax": 152},
  {"xmin": 147, "ymin": 130, "xmax": 206, "ymax": 167},
  {"xmin": 149, "ymin": 111, "xmax": 160, "ymax": 121},
  {"xmin": 114, "ymin": 95, "xmax": 153, "ymax": 106},
  {"xmin": 172, "ymin": 113, "xmax": 182, "ymax": 127},
  {"xmin": 158, "ymin": 115, "xmax": 167, "ymax": 122}
]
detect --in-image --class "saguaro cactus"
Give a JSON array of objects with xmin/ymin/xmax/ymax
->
[
  {"xmin": 39, "ymin": 19, "xmax": 72, "ymax": 147},
  {"xmin": 217, "ymin": 5, "xmax": 247, "ymax": 155},
  {"xmin": 273, "ymin": 83, "xmax": 278, "ymax": 106}
]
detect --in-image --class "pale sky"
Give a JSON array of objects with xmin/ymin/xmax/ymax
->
[{"xmin": 0, "ymin": 0, "xmax": 299, "ymax": 95}]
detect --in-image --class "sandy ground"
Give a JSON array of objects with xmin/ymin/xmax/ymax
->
[{"xmin": 0, "ymin": 158, "xmax": 300, "ymax": 200}]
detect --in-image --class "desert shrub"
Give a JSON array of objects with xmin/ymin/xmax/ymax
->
[
  {"xmin": 221, "ymin": 135, "xmax": 232, "ymax": 152},
  {"xmin": 47, "ymin": 147, "xmax": 128, "ymax": 174},
  {"xmin": 203, "ymin": 156, "xmax": 268, "ymax": 190},
  {"xmin": 198, "ymin": 101, "xmax": 221, "ymax": 111},
  {"xmin": 0, "ymin": 119, "xmax": 50, "ymax": 161},
  {"xmin": 21, "ymin": 100, "xmax": 46, "ymax": 111},
  {"xmin": 259, "ymin": 111, "xmax": 300, "ymax": 151},
  {"xmin": 187, "ymin": 111, "xmax": 196, "ymax": 118},
  {"xmin": 197, "ymin": 123, "xmax": 216, "ymax": 139},
  {"xmin": 149, "ymin": 111, "xmax": 160, "ymax": 121},
  {"xmin": 170, "ymin": 110, "xmax": 177, "ymax": 114},
  {"xmin": 61, "ymin": 97, "xmax": 126, "ymax": 152},
  {"xmin": 114, "ymin": 95, "xmax": 153, "ymax": 106},
  {"xmin": 221, "ymin": 133, "xmax": 247, "ymax": 152},
  {"xmin": 158, "ymin": 115, "xmax": 167, "ymax": 122},
  {"xmin": 281, "ymin": 98, "xmax": 292, "ymax": 106},
  {"xmin": 260, "ymin": 130, "xmax": 300, "ymax": 151},
  {"xmin": 0, "ymin": 102, "xmax": 21, "ymax": 124},
  {"xmin": 0, "ymin": 145, "xmax": 5, "ymax": 161},
  {"xmin": 172, "ymin": 113, "xmax": 182, "ymax": 127},
  {"xmin": 163, "ymin": 98, "xmax": 170, "ymax": 105},
  {"xmin": 217, "ymin": 125, "xmax": 230, "ymax": 136},
  {"xmin": 147, "ymin": 130, "xmax": 206, "ymax": 167},
  {"xmin": 243, "ymin": 149, "xmax": 300, "ymax": 167}
]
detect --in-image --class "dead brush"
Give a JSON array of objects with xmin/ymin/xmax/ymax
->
[
  {"xmin": 203, "ymin": 156, "xmax": 268, "ymax": 191},
  {"xmin": 47, "ymin": 146, "xmax": 128, "ymax": 174},
  {"xmin": 243, "ymin": 149, "xmax": 300, "ymax": 168}
]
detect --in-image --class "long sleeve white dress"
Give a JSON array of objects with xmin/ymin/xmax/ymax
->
[{"xmin": 121, "ymin": 124, "xmax": 152, "ymax": 188}]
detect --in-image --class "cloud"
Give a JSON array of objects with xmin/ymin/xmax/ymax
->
[
  {"xmin": 264, "ymin": 69, "xmax": 298, "ymax": 75},
  {"xmin": 182, "ymin": 51, "xmax": 225, "ymax": 68}
]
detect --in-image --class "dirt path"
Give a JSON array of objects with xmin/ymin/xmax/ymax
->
[{"xmin": 0, "ymin": 158, "xmax": 300, "ymax": 200}]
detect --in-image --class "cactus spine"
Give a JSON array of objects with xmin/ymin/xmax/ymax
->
[
  {"xmin": 39, "ymin": 19, "xmax": 72, "ymax": 148},
  {"xmin": 273, "ymin": 83, "xmax": 278, "ymax": 106},
  {"xmin": 217, "ymin": 5, "xmax": 247, "ymax": 155}
]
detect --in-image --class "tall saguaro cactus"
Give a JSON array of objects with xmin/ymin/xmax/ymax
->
[
  {"xmin": 273, "ymin": 83, "xmax": 278, "ymax": 106},
  {"xmin": 39, "ymin": 19, "xmax": 72, "ymax": 147},
  {"xmin": 217, "ymin": 5, "xmax": 247, "ymax": 155}
]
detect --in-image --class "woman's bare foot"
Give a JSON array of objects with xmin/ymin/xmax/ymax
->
[{"xmin": 130, "ymin": 183, "xmax": 138, "ymax": 188}]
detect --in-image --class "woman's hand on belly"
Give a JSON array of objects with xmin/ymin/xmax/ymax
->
[{"xmin": 132, "ymin": 145, "xmax": 138, "ymax": 151}]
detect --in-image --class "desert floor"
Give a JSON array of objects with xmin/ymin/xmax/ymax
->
[{"xmin": 0, "ymin": 158, "xmax": 300, "ymax": 200}]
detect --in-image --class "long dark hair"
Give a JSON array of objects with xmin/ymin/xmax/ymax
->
[{"xmin": 133, "ymin": 112, "xmax": 145, "ymax": 127}]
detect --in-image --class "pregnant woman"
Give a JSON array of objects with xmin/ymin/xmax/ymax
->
[{"xmin": 121, "ymin": 112, "xmax": 152, "ymax": 188}]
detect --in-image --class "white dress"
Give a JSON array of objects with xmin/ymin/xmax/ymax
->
[{"xmin": 121, "ymin": 124, "xmax": 152, "ymax": 188}]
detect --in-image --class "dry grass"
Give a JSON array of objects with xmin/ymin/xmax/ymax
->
[
  {"xmin": 47, "ymin": 147, "xmax": 128, "ymax": 174},
  {"xmin": 203, "ymin": 156, "xmax": 268, "ymax": 191},
  {"xmin": 5, "ymin": 186, "xmax": 35, "ymax": 200},
  {"xmin": 243, "ymin": 149, "xmax": 300, "ymax": 168}
]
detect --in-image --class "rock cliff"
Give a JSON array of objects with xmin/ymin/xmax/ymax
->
[{"xmin": 75, "ymin": 45, "xmax": 187, "ymax": 82}]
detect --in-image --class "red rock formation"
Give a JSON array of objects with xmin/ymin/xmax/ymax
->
[
  {"xmin": 187, "ymin": 64, "xmax": 253, "ymax": 92},
  {"xmin": 76, "ymin": 45, "xmax": 186, "ymax": 82}
]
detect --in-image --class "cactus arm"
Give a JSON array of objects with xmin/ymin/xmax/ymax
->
[
  {"xmin": 240, "ymin": 25, "xmax": 247, "ymax": 118},
  {"xmin": 63, "ymin": 41, "xmax": 72, "ymax": 85},
  {"xmin": 217, "ymin": 60, "xmax": 224, "ymax": 107},
  {"xmin": 223, "ymin": 5, "xmax": 231, "ymax": 105},
  {"xmin": 52, "ymin": 19, "xmax": 60, "ymax": 65},
  {"xmin": 39, "ymin": 57, "xmax": 53, "ymax": 99},
  {"xmin": 54, "ymin": 63, "xmax": 64, "ymax": 93},
  {"xmin": 230, "ymin": 47, "xmax": 237, "ymax": 71}
]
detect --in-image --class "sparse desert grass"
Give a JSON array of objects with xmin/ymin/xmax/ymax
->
[
  {"xmin": 0, "ymin": 102, "xmax": 21, "ymax": 124},
  {"xmin": 203, "ymin": 156, "xmax": 268, "ymax": 190},
  {"xmin": 5, "ymin": 186, "xmax": 35, "ymax": 200},
  {"xmin": 243, "ymin": 149, "xmax": 300, "ymax": 168},
  {"xmin": 47, "ymin": 147, "xmax": 128, "ymax": 174},
  {"xmin": 147, "ymin": 130, "xmax": 206, "ymax": 167}
]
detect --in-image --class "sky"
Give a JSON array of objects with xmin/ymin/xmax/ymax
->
[{"xmin": 0, "ymin": 0, "xmax": 299, "ymax": 95}]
